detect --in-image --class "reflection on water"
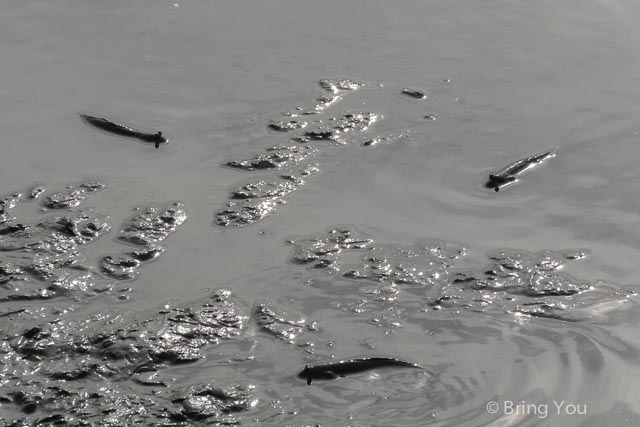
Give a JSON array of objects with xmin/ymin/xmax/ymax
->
[{"xmin": 1, "ymin": 0, "xmax": 640, "ymax": 425}]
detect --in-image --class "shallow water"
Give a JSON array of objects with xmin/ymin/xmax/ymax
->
[{"xmin": 1, "ymin": 0, "xmax": 640, "ymax": 425}]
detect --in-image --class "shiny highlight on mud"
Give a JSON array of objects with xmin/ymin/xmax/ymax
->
[
  {"xmin": 215, "ymin": 78, "xmax": 384, "ymax": 228},
  {"xmin": 288, "ymin": 226, "xmax": 633, "ymax": 323}
]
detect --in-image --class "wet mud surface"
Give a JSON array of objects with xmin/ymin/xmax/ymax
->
[
  {"xmin": 215, "ymin": 76, "xmax": 559, "ymax": 229},
  {"xmin": 0, "ymin": 182, "xmax": 186, "ymax": 303},
  {"xmin": 3, "ymin": 0, "xmax": 640, "ymax": 424},
  {"xmin": 2, "ymin": 212, "xmax": 637, "ymax": 424},
  {"xmin": 215, "ymin": 78, "xmax": 383, "ymax": 228},
  {"xmin": 1, "ymin": 290, "xmax": 254, "ymax": 426},
  {"xmin": 1, "ymin": 66, "xmax": 639, "ymax": 424},
  {"xmin": 287, "ymin": 226, "xmax": 635, "ymax": 323}
]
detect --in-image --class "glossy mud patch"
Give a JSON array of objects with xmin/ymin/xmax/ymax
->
[
  {"xmin": 1, "ymin": 219, "xmax": 636, "ymax": 426},
  {"xmin": 269, "ymin": 226, "xmax": 639, "ymax": 424},
  {"xmin": 287, "ymin": 226, "xmax": 635, "ymax": 324},
  {"xmin": 215, "ymin": 165, "xmax": 319, "ymax": 227},
  {"xmin": 224, "ymin": 145, "xmax": 317, "ymax": 172},
  {"xmin": 215, "ymin": 78, "xmax": 387, "ymax": 228},
  {"xmin": 98, "ymin": 203, "xmax": 186, "ymax": 281},
  {"xmin": 253, "ymin": 301, "xmax": 309, "ymax": 342},
  {"xmin": 0, "ymin": 290, "xmax": 256, "ymax": 425},
  {"xmin": 0, "ymin": 182, "xmax": 186, "ymax": 301}
]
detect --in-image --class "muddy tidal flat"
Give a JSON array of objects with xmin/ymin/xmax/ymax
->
[{"xmin": 2, "ymin": 1, "xmax": 640, "ymax": 426}]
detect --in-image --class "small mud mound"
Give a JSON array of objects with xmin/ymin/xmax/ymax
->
[
  {"xmin": 215, "ymin": 165, "xmax": 319, "ymax": 227},
  {"xmin": 225, "ymin": 145, "xmax": 316, "ymax": 171},
  {"xmin": 100, "ymin": 202, "xmax": 186, "ymax": 280},
  {"xmin": 253, "ymin": 301, "xmax": 308, "ymax": 343}
]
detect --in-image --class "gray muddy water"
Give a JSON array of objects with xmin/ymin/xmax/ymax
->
[{"xmin": 1, "ymin": 1, "xmax": 640, "ymax": 426}]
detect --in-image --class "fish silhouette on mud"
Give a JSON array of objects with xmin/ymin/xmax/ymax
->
[
  {"xmin": 485, "ymin": 150, "xmax": 556, "ymax": 192},
  {"xmin": 80, "ymin": 114, "xmax": 167, "ymax": 148},
  {"xmin": 400, "ymin": 88, "xmax": 427, "ymax": 99},
  {"xmin": 298, "ymin": 357, "xmax": 422, "ymax": 385}
]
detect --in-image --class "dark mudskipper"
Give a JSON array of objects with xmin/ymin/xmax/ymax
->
[
  {"xmin": 80, "ymin": 114, "xmax": 167, "ymax": 148},
  {"xmin": 298, "ymin": 357, "xmax": 422, "ymax": 385},
  {"xmin": 400, "ymin": 88, "xmax": 427, "ymax": 99},
  {"xmin": 485, "ymin": 150, "xmax": 556, "ymax": 192}
]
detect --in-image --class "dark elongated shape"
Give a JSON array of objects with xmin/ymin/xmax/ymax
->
[
  {"xmin": 401, "ymin": 88, "xmax": 427, "ymax": 99},
  {"xmin": 80, "ymin": 114, "xmax": 167, "ymax": 148},
  {"xmin": 0, "ymin": 224, "xmax": 27, "ymax": 235},
  {"xmin": 485, "ymin": 150, "xmax": 556, "ymax": 192},
  {"xmin": 298, "ymin": 357, "xmax": 422, "ymax": 385}
]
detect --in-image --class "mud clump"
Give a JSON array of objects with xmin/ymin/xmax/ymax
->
[
  {"xmin": 0, "ymin": 182, "xmax": 186, "ymax": 300},
  {"xmin": 0, "ymin": 207, "xmax": 112, "ymax": 302},
  {"xmin": 225, "ymin": 145, "xmax": 315, "ymax": 171},
  {"xmin": 1, "ymin": 290, "xmax": 254, "ymax": 425},
  {"xmin": 43, "ymin": 180, "xmax": 105, "ymax": 210},
  {"xmin": 254, "ymin": 301, "xmax": 307, "ymax": 342},
  {"xmin": 173, "ymin": 383, "xmax": 256, "ymax": 422},
  {"xmin": 215, "ymin": 165, "xmax": 318, "ymax": 227},
  {"xmin": 287, "ymin": 227, "xmax": 374, "ymax": 269},
  {"xmin": 287, "ymin": 226, "xmax": 634, "ymax": 323},
  {"xmin": 296, "ymin": 112, "xmax": 380, "ymax": 144},
  {"xmin": 319, "ymin": 78, "xmax": 365, "ymax": 93},
  {"xmin": 145, "ymin": 290, "xmax": 248, "ymax": 362},
  {"xmin": 216, "ymin": 78, "xmax": 385, "ymax": 228},
  {"xmin": 267, "ymin": 119, "xmax": 308, "ymax": 132},
  {"xmin": 101, "ymin": 202, "xmax": 185, "ymax": 280},
  {"xmin": 118, "ymin": 202, "xmax": 187, "ymax": 245},
  {"xmin": 99, "ymin": 254, "xmax": 142, "ymax": 280},
  {"xmin": 431, "ymin": 248, "xmax": 619, "ymax": 320},
  {"xmin": 28, "ymin": 182, "xmax": 47, "ymax": 200},
  {"xmin": 0, "ymin": 192, "xmax": 23, "ymax": 225}
]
